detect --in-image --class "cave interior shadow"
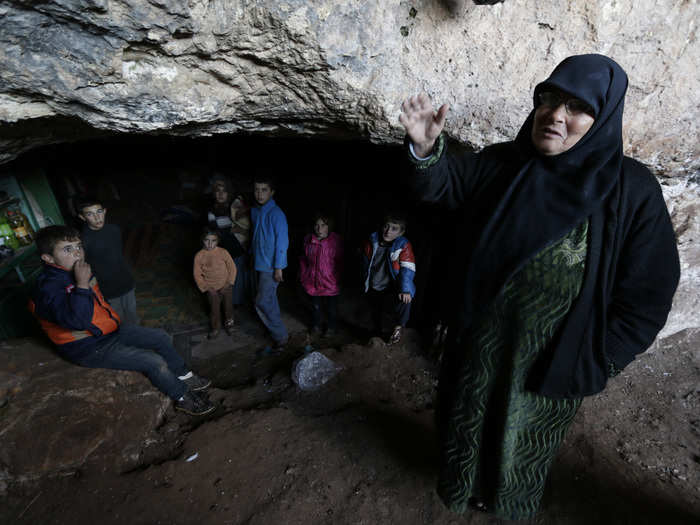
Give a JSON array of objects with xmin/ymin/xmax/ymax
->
[{"xmin": 310, "ymin": 401, "xmax": 699, "ymax": 524}]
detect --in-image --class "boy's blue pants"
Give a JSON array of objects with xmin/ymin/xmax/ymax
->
[
  {"xmin": 69, "ymin": 325, "xmax": 188, "ymax": 400},
  {"xmin": 232, "ymin": 254, "xmax": 251, "ymax": 305},
  {"xmin": 255, "ymin": 270, "xmax": 288, "ymax": 344}
]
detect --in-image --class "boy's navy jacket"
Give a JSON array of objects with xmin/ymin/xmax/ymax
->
[
  {"xmin": 29, "ymin": 264, "xmax": 121, "ymax": 360},
  {"xmin": 362, "ymin": 232, "xmax": 417, "ymax": 297},
  {"xmin": 251, "ymin": 198, "xmax": 289, "ymax": 272}
]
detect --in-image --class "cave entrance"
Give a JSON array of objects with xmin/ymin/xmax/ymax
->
[{"xmin": 0, "ymin": 134, "xmax": 446, "ymax": 344}]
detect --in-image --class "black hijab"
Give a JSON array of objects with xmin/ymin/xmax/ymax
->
[{"xmin": 459, "ymin": 54, "xmax": 628, "ymax": 323}]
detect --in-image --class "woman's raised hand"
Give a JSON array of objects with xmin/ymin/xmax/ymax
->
[{"xmin": 399, "ymin": 93, "xmax": 449, "ymax": 158}]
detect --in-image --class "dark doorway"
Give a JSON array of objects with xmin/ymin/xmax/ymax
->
[{"xmin": 1, "ymin": 133, "xmax": 451, "ymax": 344}]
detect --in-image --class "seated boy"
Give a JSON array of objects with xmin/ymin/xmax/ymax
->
[
  {"xmin": 362, "ymin": 213, "xmax": 416, "ymax": 345},
  {"xmin": 29, "ymin": 225, "xmax": 215, "ymax": 416},
  {"xmin": 76, "ymin": 196, "xmax": 138, "ymax": 325},
  {"xmin": 250, "ymin": 175, "xmax": 289, "ymax": 349}
]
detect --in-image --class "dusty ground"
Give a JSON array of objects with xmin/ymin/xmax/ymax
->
[{"xmin": 2, "ymin": 314, "xmax": 699, "ymax": 525}]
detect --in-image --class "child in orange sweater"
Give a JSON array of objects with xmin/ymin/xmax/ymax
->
[{"xmin": 194, "ymin": 229, "xmax": 237, "ymax": 338}]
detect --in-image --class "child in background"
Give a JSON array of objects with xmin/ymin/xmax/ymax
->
[
  {"xmin": 250, "ymin": 175, "xmax": 289, "ymax": 349},
  {"xmin": 362, "ymin": 213, "xmax": 416, "ymax": 345},
  {"xmin": 229, "ymin": 183, "xmax": 252, "ymax": 254},
  {"xmin": 229, "ymin": 179, "xmax": 253, "ymax": 306},
  {"xmin": 207, "ymin": 175, "xmax": 250, "ymax": 307},
  {"xmin": 194, "ymin": 229, "xmax": 237, "ymax": 339},
  {"xmin": 299, "ymin": 212, "xmax": 343, "ymax": 336},
  {"xmin": 77, "ymin": 196, "xmax": 138, "ymax": 325}
]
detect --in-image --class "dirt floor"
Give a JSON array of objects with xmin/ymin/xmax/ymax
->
[{"xmin": 2, "ymin": 318, "xmax": 699, "ymax": 525}]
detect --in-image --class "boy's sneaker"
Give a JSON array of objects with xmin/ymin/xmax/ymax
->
[
  {"xmin": 175, "ymin": 391, "xmax": 216, "ymax": 416},
  {"xmin": 388, "ymin": 326, "xmax": 403, "ymax": 346},
  {"xmin": 224, "ymin": 318, "xmax": 235, "ymax": 336},
  {"xmin": 182, "ymin": 373, "xmax": 211, "ymax": 391}
]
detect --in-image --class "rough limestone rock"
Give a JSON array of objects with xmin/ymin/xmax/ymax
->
[
  {"xmin": 0, "ymin": 0, "xmax": 697, "ymax": 172},
  {"xmin": 0, "ymin": 0, "xmax": 698, "ymax": 335},
  {"xmin": 660, "ymin": 181, "xmax": 700, "ymax": 339},
  {"xmin": 0, "ymin": 338, "xmax": 182, "ymax": 492}
]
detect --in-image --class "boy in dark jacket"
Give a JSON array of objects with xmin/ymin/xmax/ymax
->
[
  {"xmin": 362, "ymin": 213, "xmax": 416, "ymax": 345},
  {"xmin": 29, "ymin": 225, "xmax": 215, "ymax": 416},
  {"xmin": 77, "ymin": 196, "xmax": 138, "ymax": 325}
]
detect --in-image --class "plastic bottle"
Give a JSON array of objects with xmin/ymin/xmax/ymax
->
[
  {"xmin": 0, "ymin": 215, "xmax": 20, "ymax": 250},
  {"xmin": 5, "ymin": 207, "xmax": 35, "ymax": 246}
]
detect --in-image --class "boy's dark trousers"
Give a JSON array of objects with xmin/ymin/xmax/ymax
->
[
  {"xmin": 69, "ymin": 325, "xmax": 189, "ymax": 400},
  {"xmin": 310, "ymin": 295, "xmax": 338, "ymax": 331},
  {"xmin": 232, "ymin": 254, "xmax": 251, "ymax": 306},
  {"xmin": 367, "ymin": 287, "xmax": 411, "ymax": 331},
  {"xmin": 207, "ymin": 284, "xmax": 233, "ymax": 330}
]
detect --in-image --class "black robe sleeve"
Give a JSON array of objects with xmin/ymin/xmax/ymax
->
[
  {"xmin": 404, "ymin": 134, "xmax": 507, "ymax": 211},
  {"xmin": 604, "ymin": 159, "xmax": 680, "ymax": 371}
]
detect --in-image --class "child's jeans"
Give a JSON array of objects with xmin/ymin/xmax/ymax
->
[
  {"xmin": 367, "ymin": 288, "xmax": 411, "ymax": 331},
  {"xmin": 310, "ymin": 295, "xmax": 338, "ymax": 331},
  {"xmin": 69, "ymin": 325, "xmax": 189, "ymax": 400},
  {"xmin": 207, "ymin": 284, "xmax": 233, "ymax": 330},
  {"xmin": 255, "ymin": 271, "xmax": 288, "ymax": 343}
]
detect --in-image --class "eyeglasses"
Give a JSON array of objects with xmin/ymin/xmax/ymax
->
[
  {"xmin": 538, "ymin": 91, "xmax": 594, "ymax": 117},
  {"xmin": 61, "ymin": 244, "xmax": 84, "ymax": 255}
]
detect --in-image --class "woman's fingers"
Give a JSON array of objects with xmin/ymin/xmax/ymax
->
[
  {"xmin": 428, "ymin": 103, "xmax": 449, "ymax": 137},
  {"xmin": 435, "ymin": 103, "xmax": 449, "ymax": 127},
  {"xmin": 403, "ymin": 93, "xmax": 430, "ymax": 114},
  {"xmin": 400, "ymin": 94, "xmax": 448, "ymax": 142},
  {"xmin": 417, "ymin": 93, "xmax": 431, "ymax": 111},
  {"xmin": 403, "ymin": 94, "xmax": 443, "ymax": 119}
]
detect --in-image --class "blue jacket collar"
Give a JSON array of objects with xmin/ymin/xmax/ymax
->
[
  {"xmin": 43, "ymin": 262, "xmax": 73, "ymax": 277},
  {"xmin": 258, "ymin": 198, "xmax": 276, "ymax": 213}
]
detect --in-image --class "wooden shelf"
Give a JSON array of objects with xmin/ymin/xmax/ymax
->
[{"xmin": 0, "ymin": 243, "xmax": 38, "ymax": 283}]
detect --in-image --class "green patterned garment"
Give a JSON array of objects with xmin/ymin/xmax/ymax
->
[{"xmin": 438, "ymin": 220, "xmax": 588, "ymax": 520}]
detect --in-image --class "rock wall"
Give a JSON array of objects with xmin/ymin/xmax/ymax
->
[
  {"xmin": 1, "ymin": 1, "xmax": 697, "ymax": 171},
  {"xmin": 0, "ymin": 0, "xmax": 698, "ymax": 335}
]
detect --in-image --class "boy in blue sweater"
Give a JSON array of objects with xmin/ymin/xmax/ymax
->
[{"xmin": 251, "ymin": 175, "xmax": 289, "ymax": 348}]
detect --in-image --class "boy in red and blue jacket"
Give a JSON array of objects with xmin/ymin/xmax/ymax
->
[
  {"xmin": 29, "ymin": 225, "xmax": 214, "ymax": 416},
  {"xmin": 362, "ymin": 213, "xmax": 416, "ymax": 345}
]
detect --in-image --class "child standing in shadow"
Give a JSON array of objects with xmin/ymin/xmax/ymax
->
[
  {"xmin": 194, "ymin": 228, "xmax": 237, "ymax": 339},
  {"xmin": 362, "ymin": 213, "xmax": 416, "ymax": 345},
  {"xmin": 299, "ymin": 212, "xmax": 344, "ymax": 336}
]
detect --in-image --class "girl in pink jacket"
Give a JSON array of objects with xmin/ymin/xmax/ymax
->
[{"xmin": 299, "ymin": 212, "xmax": 343, "ymax": 336}]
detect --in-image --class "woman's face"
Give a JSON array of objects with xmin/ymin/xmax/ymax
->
[
  {"xmin": 531, "ymin": 89, "xmax": 595, "ymax": 156},
  {"xmin": 214, "ymin": 184, "xmax": 229, "ymax": 204},
  {"xmin": 314, "ymin": 219, "xmax": 329, "ymax": 240}
]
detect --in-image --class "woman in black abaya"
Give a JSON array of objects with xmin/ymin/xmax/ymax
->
[{"xmin": 400, "ymin": 54, "xmax": 679, "ymax": 519}]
